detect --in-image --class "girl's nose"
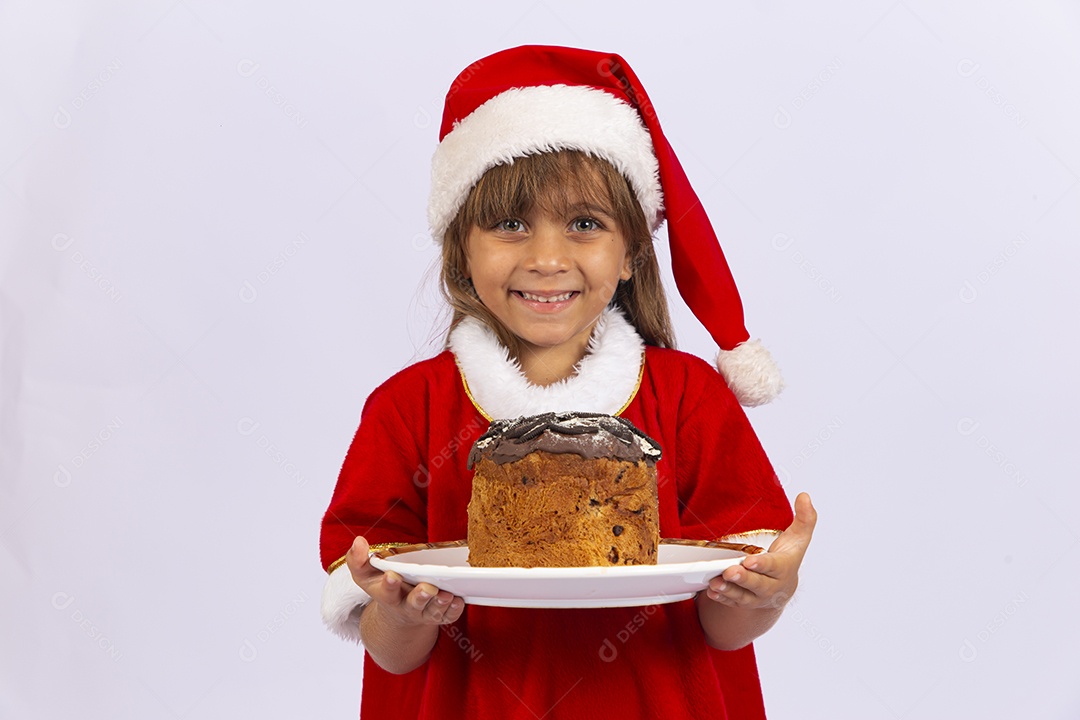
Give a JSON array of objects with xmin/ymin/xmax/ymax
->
[{"xmin": 524, "ymin": 222, "xmax": 571, "ymax": 274}]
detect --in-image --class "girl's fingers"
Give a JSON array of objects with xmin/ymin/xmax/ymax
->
[
  {"xmin": 408, "ymin": 582, "xmax": 439, "ymax": 612},
  {"xmin": 421, "ymin": 590, "xmax": 457, "ymax": 623},
  {"xmin": 767, "ymin": 493, "xmax": 817, "ymax": 560},
  {"xmin": 348, "ymin": 537, "xmax": 413, "ymax": 604},
  {"xmin": 346, "ymin": 537, "xmax": 377, "ymax": 583},
  {"xmin": 706, "ymin": 579, "xmax": 753, "ymax": 607},
  {"xmin": 368, "ymin": 571, "xmax": 465, "ymax": 625},
  {"xmin": 413, "ymin": 583, "xmax": 465, "ymax": 620},
  {"xmin": 443, "ymin": 597, "xmax": 465, "ymax": 623},
  {"xmin": 722, "ymin": 564, "xmax": 773, "ymax": 597},
  {"xmin": 409, "ymin": 586, "xmax": 465, "ymax": 624},
  {"xmin": 360, "ymin": 570, "xmax": 398, "ymax": 605},
  {"xmin": 707, "ymin": 565, "xmax": 793, "ymax": 608},
  {"xmin": 741, "ymin": 552, "xmax": 781, "ymax": 579}
]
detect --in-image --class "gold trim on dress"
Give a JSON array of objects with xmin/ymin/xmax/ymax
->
[
  {"xmin": 455, "ymin": 358, "xmax": 492, "ymax": 421},
  {"xmin": 614, "ymin": 351, "xmax": 645, "ymax": 417},
  {"xmin": 369, "ymin": 542, "xmax": 415, "ymax": 552},
  {"xmin": 325, "ymin": 542, "xmax": 415, "ymax": 574},
  {"xmin": 369, "ymin": 539, "xmax": 468, "ymax": 560}
]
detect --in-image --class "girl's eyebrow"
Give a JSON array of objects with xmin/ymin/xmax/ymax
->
[{"xmin": 560, "ymin": 201, "xmax": 615, "ymax": 217}]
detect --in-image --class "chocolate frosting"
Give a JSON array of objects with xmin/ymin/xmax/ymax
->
[{"xmin": 467, "ymin": 412, "xmax": 662, "ymax": 468}]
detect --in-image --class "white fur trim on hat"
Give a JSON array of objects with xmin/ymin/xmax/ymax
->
[
  {"xmin": 321, "ymin": 564, "xmax": 369, "ymax": 644},
  {"xmin": 715, "ymin": 339, "xmax": 784, "ymax": 407},
  {"xmin": 449, "ymin": 306, "xmax": 645, "ymax": 419},
  {"xmin": 429, "ymin": 84, "xmax": 663, "ymax": 241}
]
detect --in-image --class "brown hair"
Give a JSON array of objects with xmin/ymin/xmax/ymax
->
[{"xmin": 440, "ymin": 150, "xmax": 675, "ymax": 357}]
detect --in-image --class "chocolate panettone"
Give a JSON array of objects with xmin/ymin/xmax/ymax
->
[{"xmin": 466, "ymin": 412, "xmax": 662, "ymax": 568}]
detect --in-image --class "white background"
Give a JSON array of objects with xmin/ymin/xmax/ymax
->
[{"xmin": 2, "ymin": 1, "xmax": 1078, "ymax": 718}]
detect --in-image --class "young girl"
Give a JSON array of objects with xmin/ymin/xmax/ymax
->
[{"xmin": 320, "ymin": 45, "xmax": 816, "ymax": 720}]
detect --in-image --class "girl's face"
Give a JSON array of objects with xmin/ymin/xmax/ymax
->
[{"xmin": 465, "ymin": 202, "xmax": 632, "ymax": 359}]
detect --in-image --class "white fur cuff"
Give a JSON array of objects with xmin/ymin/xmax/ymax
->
[
  {"xmin": 715, "ymin": 339, "xmax": 784, "ymax": 407},
  {"xmin": 321, "ymin": 564, "xmax": 370, "ymax": 644}
]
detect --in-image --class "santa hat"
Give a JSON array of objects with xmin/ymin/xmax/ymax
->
[{"xmin": 428, "ymin": 45, "xmax": 783, "ymax": 407}]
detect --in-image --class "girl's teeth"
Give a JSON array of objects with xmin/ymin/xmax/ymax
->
[{"xmin": 521, "ymin": 292, "xmax": 573, "ymax": 303}]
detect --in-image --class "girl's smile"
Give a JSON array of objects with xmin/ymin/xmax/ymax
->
[{"xmin": 512, "ymin": 289, "xmax": 580, "ymax": 312}]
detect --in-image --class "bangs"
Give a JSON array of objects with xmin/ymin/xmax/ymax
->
[{"xmin": 455, "ymin": 150, "xmax": 632, "ymax": 230}]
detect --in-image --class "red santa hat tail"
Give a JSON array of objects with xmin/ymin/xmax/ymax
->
[{"xmin": 428, "ymin": 45, "xmax": 783, "ymax": 406}]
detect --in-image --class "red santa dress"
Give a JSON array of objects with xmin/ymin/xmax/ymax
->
[{"xmin": 320, "ymin": 308, "xmax": 793, "ymax": 719}]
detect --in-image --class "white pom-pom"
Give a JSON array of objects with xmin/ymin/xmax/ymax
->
[{"xmin": 715, "ymin": 339, "xmax": 784, "ymax": 407}]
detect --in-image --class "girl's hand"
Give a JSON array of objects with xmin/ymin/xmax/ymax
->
[
  {"xmin": 704, "ymin": 492, "xmax": 817, "ymax": 610},
  {"xmin": 346, "ymin": 536, "xmax": 465, "ymax": 627}
]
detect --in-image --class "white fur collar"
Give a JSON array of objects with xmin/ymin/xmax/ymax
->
[{"xmin": 448, "ymin": 307, "xmax": 645, "ymax": 420}]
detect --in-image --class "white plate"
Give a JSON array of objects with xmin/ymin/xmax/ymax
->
[{"xmin": 368, "ymin": 539, "xmax": 762, "ymax": 608}]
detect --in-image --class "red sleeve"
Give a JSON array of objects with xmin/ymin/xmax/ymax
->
[
  {"xmin": 674, "ymin": 355, "xmax": 793, "ymax": 541},
  {"xmin": 319, "ymin": 378, "xmax": 429, "ymax": 571},
  {"xmin": 668, "ymin": 355, "xmax": 792, "ymax": 720},
  {"xmin": 319, "ymin": 373, "xmax": 431, "ymax": 719}
]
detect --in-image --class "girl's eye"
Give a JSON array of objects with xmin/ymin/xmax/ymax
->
[
  {"xmin": 572, "ymin": 217, "xmax": 601, "ymax": 232},
  {"xmin": 495, "ymin": 219, "xmax": 524, "ymax": 232}
]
